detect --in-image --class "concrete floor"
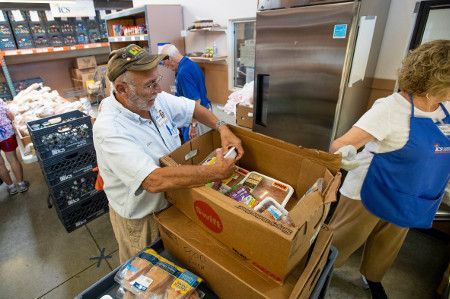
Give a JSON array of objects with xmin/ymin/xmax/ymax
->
[{"xmin": 0, "ymin": 161, "xmax": 448, "ymax": 299}]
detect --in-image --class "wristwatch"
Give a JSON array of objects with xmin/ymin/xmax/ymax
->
[{"xmin": 215, "ymin": 120, "xmax": 226, "ymax": 130}]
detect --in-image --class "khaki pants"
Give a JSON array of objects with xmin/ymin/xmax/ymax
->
[
  {"xmin": 329, "ymin": 195, "xmax": 409, "ymax": 282},
  {"xmin": 109, "ymin": 205, "xmax": 159, "ymax": 264}
]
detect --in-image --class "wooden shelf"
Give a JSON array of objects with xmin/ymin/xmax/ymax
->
[
  {"xmin": 108, "ymin": 35, "xmax": 148, "ymax": 42},
  {"xmin": 189, "ymin": 56, "xmax": 228, "ymax": 63}
]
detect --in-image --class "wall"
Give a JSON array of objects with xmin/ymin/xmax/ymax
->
[
  {"xmin": 374, "ymin": 0, "xmax": 418, "ymax": 80},
  {"xmin": 133, "ymin": 0, "xmax": 258, "ymax": 55}
]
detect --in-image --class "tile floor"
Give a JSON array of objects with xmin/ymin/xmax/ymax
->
[{"xmin": 0, "ymin": 105, "xmax": 447, "ymax": 298}]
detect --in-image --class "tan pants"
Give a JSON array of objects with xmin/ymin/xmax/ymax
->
[
  {"xmin": 109, "ymin": 205, "xmax": 160, "ymax": 264},
  {"xmin": 329, "ymin": 195, "xmax": 409, "ymax": 282}
]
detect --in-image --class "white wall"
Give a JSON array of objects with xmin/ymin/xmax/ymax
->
[
  {"xmin": 134, "ymin": 0, "xmax": 419, "ymax": 80},
  {"xmin": 133, "ymin": 0, "xmax": 258, "ymax": 55},
  {"xmin": 374, "ymin": 0, "xmax": 418, "ymax": 80}
]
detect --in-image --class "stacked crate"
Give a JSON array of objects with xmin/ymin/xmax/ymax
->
[
  {"xmin": 0, "ymin": 10, "xmax": 16, "ymax": 50},
  {"xmin": 27, "ymin": 11, "xmax": 50, "ymax": 48},
  {"xmin": 7, "ymin": 10, "xmax": 34, "ymax": 49},
  {"xmin": 27, "ymin": 110, "xmax": 108, "ymax": 232},
  {"xmin": 75, "ymin": 18, "xmax": 90, "ymax": 44}
]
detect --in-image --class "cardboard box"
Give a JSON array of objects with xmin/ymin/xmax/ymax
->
[
  {"xmin": 160, "ymin": 126, "xmax": 341, "ymax": 282},
  {"xmin": 155, "ymin": 206, "xmax": 333, "ymax": 299},
  {"xmin": 71, "ymin": 68, "xmax": 96, "ymax": 90},
  {"xmin": 236, "ymin": 104, "xmax": 254, "ymax": 129},
  {"xmin": 74, "ymin": 56, "xmax": 97, "ymax": 70}
]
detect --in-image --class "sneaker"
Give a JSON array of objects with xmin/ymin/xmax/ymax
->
[
  {"xmin": 18, "ymin": 181, "xmax": 29, "ymax": 193},
  {"xmin": 7, "ymin": 184, "xmax": 18, "ymax": 196},
  {"xmin": 361, "ymin": 275, "xmax": 370, "ymax": 290},
  {"xmin": 367, "ymin": 279, "xmax": 389, "ymax": 299}
]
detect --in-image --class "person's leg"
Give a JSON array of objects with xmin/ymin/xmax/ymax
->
[
  {"xmin": 4, "ymin": 150, "xmax": 23, "ymax": 182},
  {"xmin": 0, "ymin": 153, "xmax": 13, "ymax": 185},
  {"xmin": 109, "ymin": 205, "xmax": 159, "ymax": 264},
  {"xmin": 329, "ymin": 195, "xmax": 380, "ymax": 267},
  {"xmin": 360, "ymin": 221, "xmax": 409, "ymax": 282}
]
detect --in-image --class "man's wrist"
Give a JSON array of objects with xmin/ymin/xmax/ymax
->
[{"xmin": 215, "ymin": 120, "xmax": 227, "ymax": 131}]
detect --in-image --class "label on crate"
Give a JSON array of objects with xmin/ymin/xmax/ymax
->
[
  {"xmin": 67, "ymin": 197, "xmax": 81, "ymax": 206},
  {"xmin": 75, "ymin": 219, "xmax": 87, "ymax": 227},
  {"xmin": 45, "ymin": 11, "xmax": 55, "ymax": 21},
  {"xmin": 11, "ymin": 10, "xmax": 24, "ymax": 22},
  {"xmin": 59, "ymin": 174, "xmax": 73, "ymax": 182},
  {"xmin": 52, "ymin": 148, "xmax": 66, "ymax": 155},
  {"xmin": 30, "ymin": 11, "xmax": 40, "ymax": 22}
]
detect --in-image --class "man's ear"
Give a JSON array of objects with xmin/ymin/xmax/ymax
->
[{"xmin": 114, "ymin": 82, "xmax": 127, "ymax": 94}]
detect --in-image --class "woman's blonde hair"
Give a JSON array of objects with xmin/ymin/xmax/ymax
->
[{"xmin": 398, "ymin": 39, "xmax": 450, "ymax": 98}]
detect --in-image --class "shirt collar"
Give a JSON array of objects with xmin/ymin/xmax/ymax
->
[{"xmin": 179, "ymin": 56, "xmax": 189, "ymax": 69}]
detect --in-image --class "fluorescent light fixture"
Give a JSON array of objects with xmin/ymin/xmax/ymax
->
[{"xmin": 0, "ymin": 0, "xmax": 76, "ymax": 3}]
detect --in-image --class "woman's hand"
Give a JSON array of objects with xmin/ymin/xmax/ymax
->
[{"xmin": 218, "ymin": 125, "xmax": 244, "ymax": 160}]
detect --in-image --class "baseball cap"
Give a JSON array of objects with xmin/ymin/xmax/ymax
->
[{"xmin": 107, "ymin": 44, "xmax": 168, "ymax": 82}]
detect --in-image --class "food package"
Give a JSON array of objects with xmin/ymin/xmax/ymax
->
[
  {"xmin": 115, "ymin": 248, "xmax": 203, "ymax": 299},
  {"xmin": 240, "ymin": 171, "xmax": 294, "ymax": 207},
  {"xmin": 226, "ymin": 184, "xmax": 259, "ymax": 208},
  {"xmin": 206, "ymin": 166, "xmax": 249, "ymax": 194},
  {"xmin": 7, "ymin": 83, "xmax": 92, "ymax": 137},
  {"xmin": 254, "ymin": 197, "xmax": 295, "ymax": 227}
]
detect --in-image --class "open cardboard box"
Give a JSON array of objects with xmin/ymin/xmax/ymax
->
[
  {"xmin": 155, "ymin": 206, "xmax": 333, "ymax": 299},
  {"xmin": 160, "ymin": 126, "xmax": 341, "ymax": 282}
]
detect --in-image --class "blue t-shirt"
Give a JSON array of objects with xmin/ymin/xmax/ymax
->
[{"xmin": 175, "ymin": 56, "xmax": 211, "ymax": 141}]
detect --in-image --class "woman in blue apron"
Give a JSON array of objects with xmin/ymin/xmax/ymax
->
[{"xmin": 329, "ymin": 40, "xmax": 450, "ymax": 299}]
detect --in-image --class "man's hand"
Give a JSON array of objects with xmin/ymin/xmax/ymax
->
[
  {"xmin": 189, "ymin": 121, "xmax": 199, "ymax": 139},
  {"xmin": 218, "ymin": 125, "xmax": 244, "ymax": 160},
  {"xmin": 211, "ymin": 148, "xmax": 236, "ymax": 180}
]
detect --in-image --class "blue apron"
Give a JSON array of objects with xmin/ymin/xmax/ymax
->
[{"xmin": 361, "ymin": 96, "xmax": 450, "ymax": 228}]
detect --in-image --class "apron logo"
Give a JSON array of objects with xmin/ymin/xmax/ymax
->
[{"xmin": 434, "ymin": 144, "xmax": 450, "ymax": 154}]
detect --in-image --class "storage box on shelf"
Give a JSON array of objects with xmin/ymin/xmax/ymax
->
[
  {"xmin": 0, "ymin": 11, "xmax": 14, "ymax": 42},
  {"xmin": 27, "ymin": 110, "xmax": 106, "ymax": 232},
  {"xmin": 7, "ymin": 10, "xmax": 35, "ymax": 49}
]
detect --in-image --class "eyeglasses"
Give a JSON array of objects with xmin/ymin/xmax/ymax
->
[{"xmin": 145, "ymin": 75, "xmax": 163, "ymax": 89}]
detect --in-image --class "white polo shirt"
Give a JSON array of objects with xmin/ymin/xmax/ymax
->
[{"xmin": 93, "ymin": 91, "xmax": 195, "ymax": 219}]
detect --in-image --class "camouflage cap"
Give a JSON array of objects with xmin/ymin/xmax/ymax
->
[{"xmin": 107, "ymin": 44, "xmax": 168, "ymax": 82}]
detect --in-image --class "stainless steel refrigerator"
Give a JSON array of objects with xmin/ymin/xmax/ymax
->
[{"xmin": 253, "ymin": 0, "xmax": 391, "ymax": 150}]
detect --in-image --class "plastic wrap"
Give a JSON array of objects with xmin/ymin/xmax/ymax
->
[{"xmin": 241, "ymin": 172, "xmax": 294, "ymax": 207}]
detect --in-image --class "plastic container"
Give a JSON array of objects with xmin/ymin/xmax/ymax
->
[
  {"xmin": 0, "ymin": 36, "xmax": 16, "ymax": 50},
  {"xmin": 240, "ymin": 171, "xmax": 294, "ymax": 207},
  {"xmin": 50, "ymin": 171, "xmax": 99, "ymax": 210},
  {"xmin": 55, "ymin": 191, "xmax": 108, "ymax": 232},
  {"xmin": 27, "ymin": 110, "xmax": 93, "ymax": 159}
]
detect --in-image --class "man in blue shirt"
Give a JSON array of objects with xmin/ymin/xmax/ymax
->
[{"xmin": 160, "ymin": 44, "xmax": 212, "ymax": 142}]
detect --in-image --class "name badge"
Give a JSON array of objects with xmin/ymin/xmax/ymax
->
[
  {"xmin": 155, "ymin": 109, "xmax": 169, "ymax": 126},
  {"xmin": 437, "ymin": 124, "xmax": 450, "ymax": 137}
]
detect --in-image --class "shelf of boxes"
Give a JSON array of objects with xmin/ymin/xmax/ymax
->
[{"xmin": 108, "ymin": 35, "xmax": 148, "ymax": 42}]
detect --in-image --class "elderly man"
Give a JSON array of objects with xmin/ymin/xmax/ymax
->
[
  {"xmin": 160, "ymin": 44, "xmax": 211, "ymax": 142},
  {"xmin": 93, "ymin": 44, "xmax": 243, "ymax": 263}
]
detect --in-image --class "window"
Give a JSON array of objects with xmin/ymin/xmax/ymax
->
[{"xmin": 229, "ymin": 18, "xmax": 256, "ymax": 89}]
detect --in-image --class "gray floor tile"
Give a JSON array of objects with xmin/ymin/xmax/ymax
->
[
  {"xmin": 85, "ymin": 212, "xmax": 118, "ymax": 256},
  {"xmin": 107, "ymin": 250, "xmax": 120, "ymax": 270},
  {"xmin": 39, "ymin": 262, "xmax": 112, "ymax": 299}
]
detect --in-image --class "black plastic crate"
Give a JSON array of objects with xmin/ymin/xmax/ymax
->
[
  {"xmin": 13, "ymin": 77, "xmax": 44, "ymax": 94},
  {"xmin": 75, "ymin": 20, "xmax": 88, "ymax": 34},
  {"xmin": 0, "ymin": 36, "xmax": 16, "ymax": 50},
  {"xmin": 48, "ymin": 34, "xmax": 64, "ymax": 47},
  {"xmin": 76, "ymin": 33, "xmax": 89, "ymax": 44},
  {"xmin": 56, "ymin": 191, "xmax": 108, "ymax": 232},
  {"xmin": 39, "ymin": 146, "xmax": 96, "ymax": 186},
  {"xmin": 27, "ymin": 111, "xmax": 92, "ymax": 159},
  {"xmin": 62, "ymin": 34, "xmax": 77, "ymax": 46},
  {"xmin": 12, "ymin": 22, "xmax": 31, "ymax": 35},
  {"xmin": 16, "ymin": 35, "xmax": 34, "ymax": 49},
  {"xmin": 32, "ymin": 35, "xmax": 50, "ymax": 48},
  {"xmin": 88, "ymin": 29, "xmax": 101, "ymax": 43},
  {"xmin": 46, "ymin": 22, "xmax": 61, "ymax": 35},
  {"xmin": 50, "ymin": 170, "xmax": 99, "ymax": 211},
  {"xmin": 29, "ymin": 23, "xmax": 47, "ymax": 38},
  {"xmin": 0, "ymin": 22, "xmax": 13, "ymax": 37},
  {"xmin": 59, "ymin": 20, "xmax": 75, "ymax": 34}
]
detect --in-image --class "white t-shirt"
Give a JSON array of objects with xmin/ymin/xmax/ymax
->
[
  {"xmin": 93, "ymin": 92, "xmax": 195, "ymax": 219},
  {"xmin": 340, "ymin": 93, "xmax": 450, "ymax": 200}
]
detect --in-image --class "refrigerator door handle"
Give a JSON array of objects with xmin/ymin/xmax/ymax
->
[{"xmin": 255, "ymin": 73, "xmax": 269, "ymax": 127}]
